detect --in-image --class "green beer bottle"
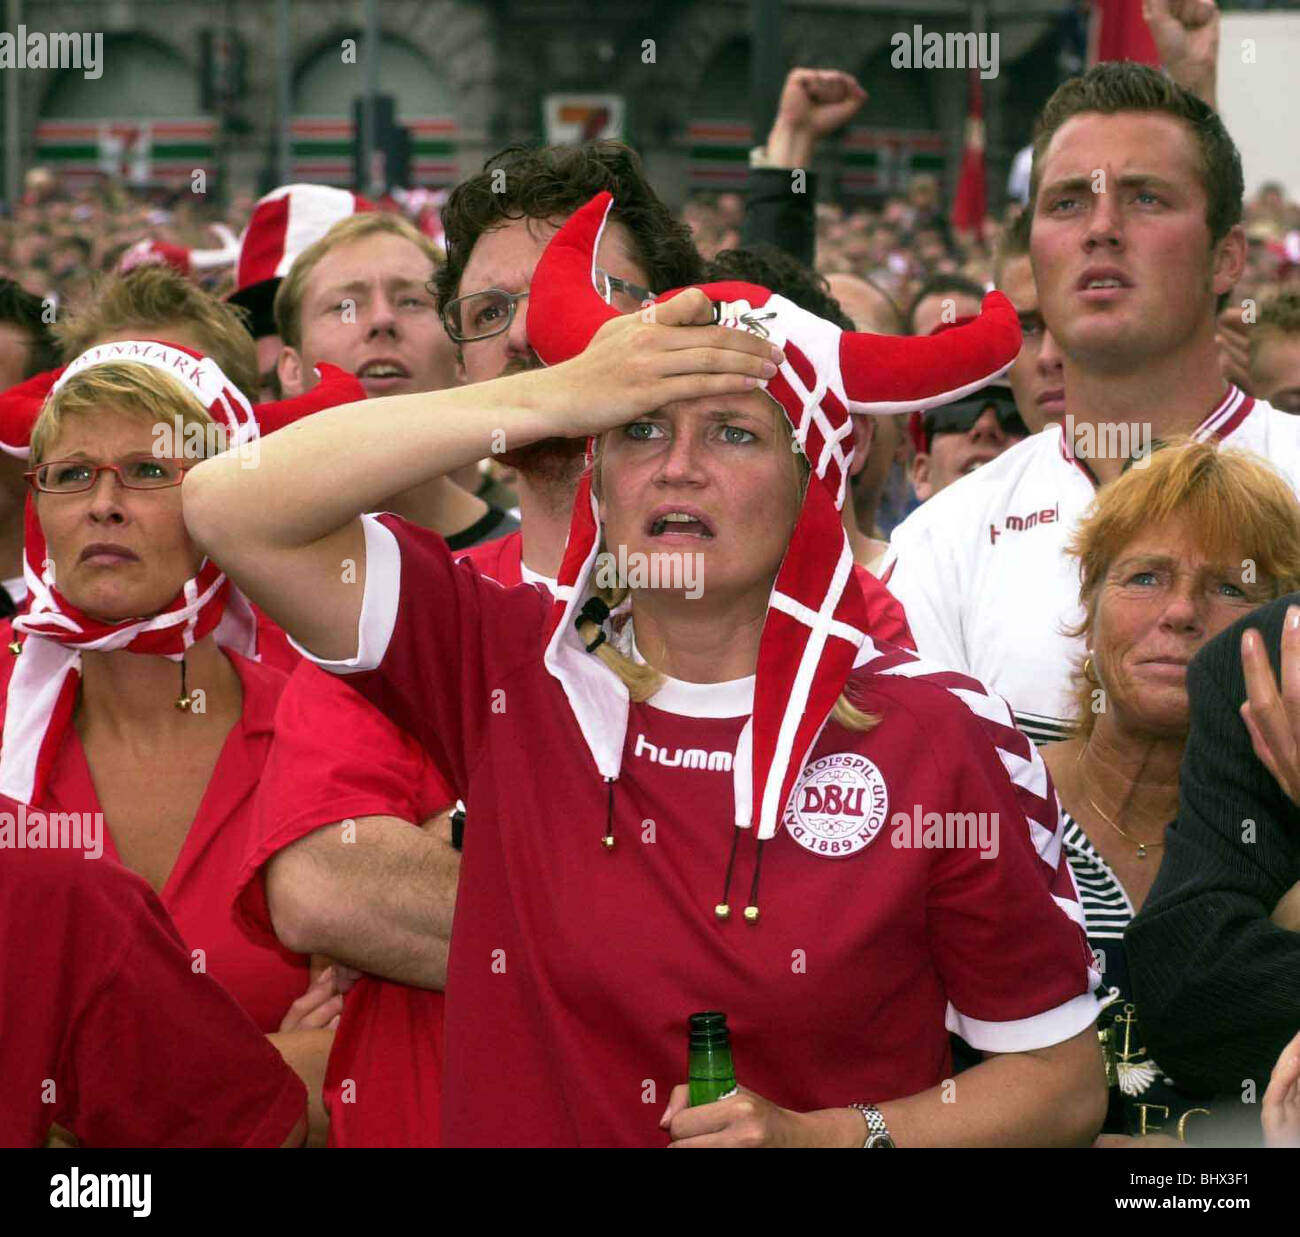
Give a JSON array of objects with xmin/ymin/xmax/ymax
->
[{"xmin": 688, "ymin": 1011, "xmax": 738, "ymax": 1107}]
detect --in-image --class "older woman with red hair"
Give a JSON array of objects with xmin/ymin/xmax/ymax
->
[{"xmin": 1041, "ymin": 438, "xmax": 1300, "ymax": 1143}]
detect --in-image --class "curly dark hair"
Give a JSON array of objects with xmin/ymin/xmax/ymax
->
[
  {"xmin": 433, "ymin": 141, "xmax": 703, "ymax": 313},
  {"xmin": 705, "ymin": 244, "xmax": 854, "ymax": 332},
  {"xmin": 0, "ymin": 277, "xmax": 58, "ymax": 375}
]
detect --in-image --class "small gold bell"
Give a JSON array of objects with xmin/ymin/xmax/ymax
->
[
  {"xmin": 7, "ymin": 641, "xmax": 20, "ymax": 655},
  {"xmin": 743, "ymin": 905, "xmax": 760, "ymax": 924},
  {"xmin": 600, "ymin": 835, "xmax": 615, "ymax": 851},
  {"xmin": 714, "ymin": 903, "xmax": 731, "ymax": 921}
]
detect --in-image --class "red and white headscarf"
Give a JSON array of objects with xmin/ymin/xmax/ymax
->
[
  {"xmin": 527, "ymin": 192, "xmax": 1021, "ymax": 841},
  {"xmin": 0, "ymin": 341, "xmax": 364, "ymax": 804}
]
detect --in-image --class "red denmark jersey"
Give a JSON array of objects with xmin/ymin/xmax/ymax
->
[
  {"xmin": 0, "ymin": 647, "xmax": 310, "ymax": 1033},
  {"xmin": 235, "ymin": 659, "xmax": 454, "ymax": 1147},
  {"xmin": 454, "ymin": 529, "xmax": 915, "ymax": 649},
  {"xmin": 297, "ymin": 515, "xmax": 1096, "ymax": 1147},
  {"xmin": 0, "ymin": 840, "xmax": 305, "ymax": 1147}
]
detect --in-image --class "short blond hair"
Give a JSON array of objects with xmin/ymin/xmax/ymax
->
[
  {"xmin": 31, "ymin": 362, "xmax": 217, "ymax": 466},
  {"xmin": 54, "ymin": 266, "xmax": 258, "ymax": 399},
  {"xmin": 273, "ymin": 212, "xmax": 442, "ymax": 350},
  {"xmin": 1066, "ymin": 437, "xmax": 1300, "ymax": 735}
]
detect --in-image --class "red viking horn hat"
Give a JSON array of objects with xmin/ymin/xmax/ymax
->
[{"xmin": 526, "ymin": 192, "xmax": 1020, "ymax": 844}]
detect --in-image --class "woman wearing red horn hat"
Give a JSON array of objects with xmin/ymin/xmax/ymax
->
[
  {"xmin": 0, "ymin": 340, "xmax": 374, "ymax": 1146},
  {"xmin": 185, "ymin": 193, "xmax": 1106, "ymax": 1147}
]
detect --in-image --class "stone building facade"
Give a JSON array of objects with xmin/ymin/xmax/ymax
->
[{"xmin": 3, "ymin": 0, "xmax": 1072, "ymax": 207}]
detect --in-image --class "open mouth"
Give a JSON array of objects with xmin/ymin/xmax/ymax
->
[
  {"xmin": 1076, "ymin": 268, "xmax": 1132, "ymax": 294},
  {"xmin": 356, "ymin": 358, "xmax": 411, "ymax": 383},
  {"xmin": 646, "ymin": 508, "xmax": 716, "ymax": 539}
]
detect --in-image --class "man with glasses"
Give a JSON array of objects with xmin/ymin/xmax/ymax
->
[
  {"xmin": 438, "ymin": 141, "xmax": 703, "ymax": 587},
  {"xmin": 907, "ymin": 377, "xmax": 1029, "ymax": 502}
]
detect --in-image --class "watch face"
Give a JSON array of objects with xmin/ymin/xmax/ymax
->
[{"xmin": 866, "ymin": 1132, "xmax": 896, "ymax": 1148}]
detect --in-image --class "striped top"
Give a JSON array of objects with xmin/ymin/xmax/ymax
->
[
  {"xmin": 1062, "ymin": 811, "xmax": 1134, "ymax": 941},
  {"xmin": 1016, "ymin": 710, "xmax": 1075, "ymax": 749}
]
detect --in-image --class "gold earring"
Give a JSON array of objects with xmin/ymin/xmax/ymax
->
[{"xmin": 1083, "ymin": 655, "xmax": 1097, "ymax": 683}]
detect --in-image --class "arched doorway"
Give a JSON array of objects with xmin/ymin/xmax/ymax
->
[
  {"xmin": 291, "ymin": 33, "xmax": 457, "ymax": 186},
  {"xmin": 684, "ymin": 36, "xmax": 753, "ymax": 192},
  {"xmin": 839, "ymin": 42, "xmax": 944, "ymax": 201},
  {"xmin": 35, "ymin": 34, "xmax": 214, "ymax": 189}
]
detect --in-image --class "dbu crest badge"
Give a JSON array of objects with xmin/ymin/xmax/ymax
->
[{"xmin": 783, "ymin": 753, "xmax": 889, "ymax": 858}]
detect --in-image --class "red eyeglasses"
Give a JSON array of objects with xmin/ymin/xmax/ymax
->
[{"xmin": 25, "ymin": 457, "xmax": 191, "ymax": 494}]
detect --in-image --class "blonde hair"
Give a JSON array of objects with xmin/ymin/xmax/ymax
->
[
  {"xmin": 31, "ymin": 362, "xmax": 218, "ymax": 466},
  {"xmin": 273, "ymin": 211, "xmax": 443, "ymax": 350},
  {"xmin": 579, "ymin": 412, "xmax": 878, "ymax": 731},
  {"xmin": 54, "ymin": 265, "xmax": 259, "ymax": 400},
  {"xmin": 1066, "ymin": 436, "xmax": 1300, "ymax": 736}
]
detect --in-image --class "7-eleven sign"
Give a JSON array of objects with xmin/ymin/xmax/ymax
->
[
  {"xmin": 544, "ymin": 95, "xmax": 624, "ymax": 145},
  {"xmin": 98, "ymin": 123, "xmax": 151, "ymax": 185}
]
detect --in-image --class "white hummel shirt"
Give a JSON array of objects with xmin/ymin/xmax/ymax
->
[{"xmin": 880, "ymin": 388, "xmax": 1300, "ymax": 744}]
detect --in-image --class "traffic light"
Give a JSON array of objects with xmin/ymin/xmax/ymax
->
[{"xmin": 351, "ymin": 94, "xmax": 410, "ymax": 193}]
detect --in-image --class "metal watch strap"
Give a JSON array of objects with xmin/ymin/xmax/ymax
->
[{"xmin": 849, "ymin": 1102, "xmax": 895, "ymax": 1147}]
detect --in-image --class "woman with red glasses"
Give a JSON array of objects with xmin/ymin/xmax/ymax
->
[{"xmin": 0, "ymin": 342, "xmax": 369, "ymax": 1145}]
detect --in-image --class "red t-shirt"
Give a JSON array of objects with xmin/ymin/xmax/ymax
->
[
  {"xmin": 235, "ymin": 660, "xmax": 454, "ymax": 1147},
  {"xmin": 298, "ymin": 515, "xmax": 1096, "ymax": 1147},
  {"xmin": 0, "ymin": 647, "xmax": 310, "ymax": 1033},
  {"xmin": 454, "ymin": 529, "xmax": 915, "ymax": 648},
  {"xmin": 0, "ymin": 839, "xmax": 305, "ymax": 1147}
]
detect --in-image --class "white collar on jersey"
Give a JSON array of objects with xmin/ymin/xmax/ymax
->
[
  {"xmin": 519, "ymin": 560, "xmax": 557, "ymax": 591},
  {"xmin": 614, "ymin": 621, "xmax": 756, "ymax": 719}
]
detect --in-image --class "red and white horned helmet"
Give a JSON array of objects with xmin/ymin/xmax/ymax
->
[{"xmin": 525, "ymin": 191, "xmax": 1021, "ymax": 841}]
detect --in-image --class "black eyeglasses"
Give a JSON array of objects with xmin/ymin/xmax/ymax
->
[
  {"xmin": 924, "ymin": 394, "xmax": 1029, "ymax": 441},
  {"xmin": 442, "ymin": 266, "xmax": 654, "ymax": 343}
]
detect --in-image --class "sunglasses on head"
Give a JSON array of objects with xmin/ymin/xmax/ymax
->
[{"xmin": 923, "ymin": 393, "xmax": 1029, "ymax": 442}]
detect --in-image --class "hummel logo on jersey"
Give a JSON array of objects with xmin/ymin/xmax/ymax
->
[
  {"xmin": 633, "ymin": 733, "xmax": 733, "ymax": 771},
  {"xmin": 989, "ymin": 501, "xmax": 1059, "ymax": 544}
]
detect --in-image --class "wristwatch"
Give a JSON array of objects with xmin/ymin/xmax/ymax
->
[{"xmin": 849, "ymin": 1102, "xmax": 895, "ymax": 1148}]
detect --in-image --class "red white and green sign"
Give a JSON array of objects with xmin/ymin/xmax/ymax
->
[
  {"xmin": 34, "ymin": 119, "xmax": 217, "ymax": 187},
  {"xmin": 290, "ymin": 116, "xmax": 458, "ymax": 186},
  {"xmin": 840, "ymin": 127, "xmax": 946, "ymax": 195},
  {"xmin": 685, "ymin": 121, "xmax": 753, "ymax": 189}
]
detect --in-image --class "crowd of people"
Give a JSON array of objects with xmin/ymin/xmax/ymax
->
[{"xmin": 1, "ymin": 5, "xmax": 1300, "ymax": 1152}]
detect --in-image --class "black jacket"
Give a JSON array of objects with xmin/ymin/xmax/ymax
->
[
  {"xmin": 741, "ymin": 168, "xmax": 817, "ymax": 268},
  {"xmin": 1127, "ymin": 592, "xmax": 1300, "ymax": 1099}
]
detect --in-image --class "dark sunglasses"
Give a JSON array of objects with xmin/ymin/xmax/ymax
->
[{"xmin": 923, "ymin": 394, "xmax": 1029, "ymax": 442}]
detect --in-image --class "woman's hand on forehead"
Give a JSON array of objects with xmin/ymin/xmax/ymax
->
[{"xmin": 542, "ymin": 288, "xmax": 784, "ymax": 438}]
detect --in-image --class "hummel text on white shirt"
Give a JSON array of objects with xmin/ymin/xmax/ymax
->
[{"xmin": 989, "ymin": 502, "xmax": 1060, "ymax": 545}]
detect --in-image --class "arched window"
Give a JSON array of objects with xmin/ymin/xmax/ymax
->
[{"xmin": 292, "ymin": 33, "xmax": 456, "ymax": 185}]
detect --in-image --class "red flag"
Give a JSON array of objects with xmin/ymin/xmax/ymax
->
[
  {"xmin": 1090, "ymin": 0, "xmax": 1159, "ymax": 65},
  {"xmin": 950, "ymin": 69, "xmax": 986, "ymax": 238}
]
